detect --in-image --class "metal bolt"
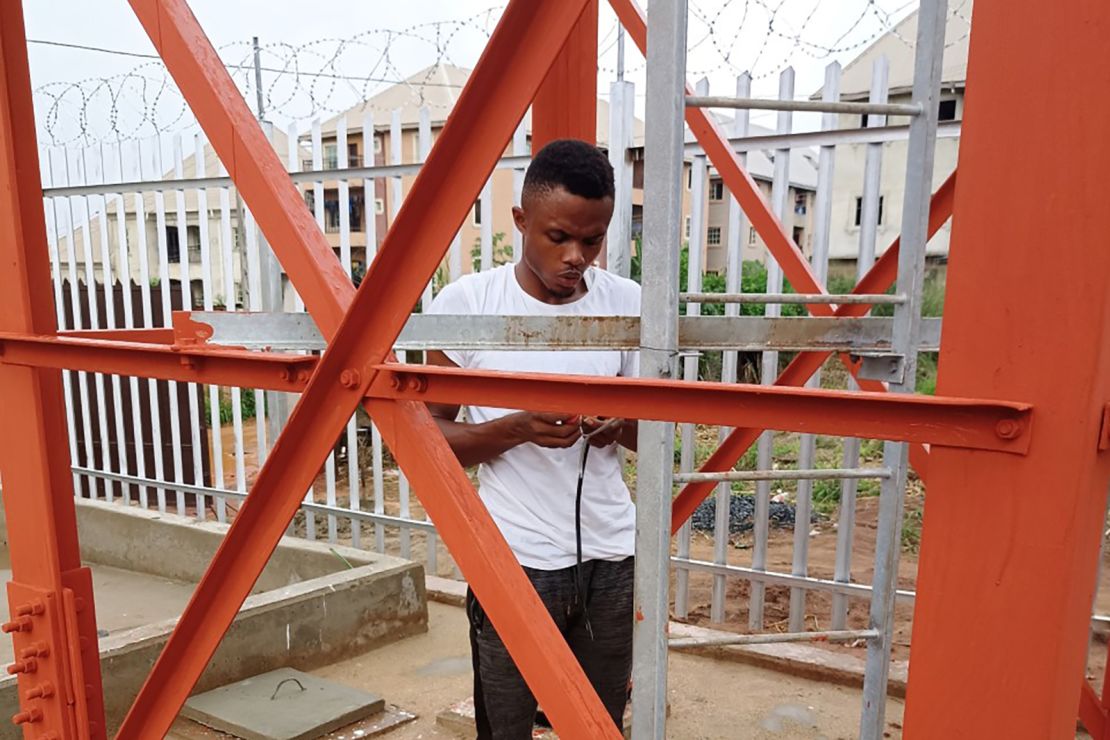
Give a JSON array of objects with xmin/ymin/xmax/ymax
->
[
  {"xmin": 20, "ymin": 643, "xmax": 48, "ymax": 660},
  {"xmin": 278, "ymin": 367, "xmax": 291, "ymax": 382},
  {"xmin": 406, "ymin": 375, "xmax": 428, "ymax": 394},
  {"xmin": 11, "ymin": 708, "xmax": 42, "ymax": 725},
  {"xmin": 25, "ymin": 682, "xmax": 54, "ymax": 700},
  {"xmin": 995, "ymin": 419, "xmax": 1021, "ymax": 440},
  {"xmin": 390, "ymin": 374, "xmax": 405, "ymax": 391},
  {"xmin": 14, "ymin": 601, "xmax": 43, "ymax": 617},
  {"xmin": 1, "ymin": 617, "xmax": 32, "ymax": 634},
  {"xmin": 339, "ymin": 369, "xmax": 362, "ymax": 389},
  {"xmin": 297, "ymin": 369, "xmax": 310, "ymax": 384},
  {"xmin": 7, "ymin": 659, "xmax": 37, "ymax": 675}
]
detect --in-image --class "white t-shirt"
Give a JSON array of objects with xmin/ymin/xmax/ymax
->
[{"xmin": 427, "ymin": 263, "xmax": 641, "ymax": 570}]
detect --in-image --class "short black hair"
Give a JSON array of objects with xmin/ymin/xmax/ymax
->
[{"xmin": 522, "ymin": 138, "xmax": 615, "ymax": 205}]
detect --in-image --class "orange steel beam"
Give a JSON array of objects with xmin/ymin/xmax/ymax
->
[
  {"xmin": 531, "ymin": 0, "xmax": 599, "ymax": 151},
  {"xmin": 373, "ymin": 364, "xmax": 1029, "ymax": 454},
  {"xmin": 0, "ymin": 333, "xmax": 1032, "ymax": 454},
  {"xmin": 118, "ymin": 2, "xmax": 621, "ymax": 738},
  {"xmin": 669, "ymin": 172, "xmax": 955, "ymax": 532},
  {"xmin": 0, "ymin": 3, "xmax": 106, "ymax": 737},
  {"xmin": 901, "ymin": 1, "xmax": 1110, "ymax": 737}
]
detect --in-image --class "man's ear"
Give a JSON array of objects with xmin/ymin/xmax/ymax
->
[{"xmin": 512, "ymin": 205, "xmax": 526, "ymax": 235}]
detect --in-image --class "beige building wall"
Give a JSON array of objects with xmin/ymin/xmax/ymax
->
[{"xmin": 826, "ymin": 91, "xmax": 962, "ymax": 265}]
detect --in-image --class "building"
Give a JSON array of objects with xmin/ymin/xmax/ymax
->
[
  {"xmin": 53, "ymin": 128, "xmax": 306, "ymax": 310},
  {"xmin": 821, "ymin": 2, "xmax": 971, "ymax": 266}
]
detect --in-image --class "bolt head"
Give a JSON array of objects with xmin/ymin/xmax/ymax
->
[
  {"xmin": 995, "ymin": 419, "xmax": 1021, "ymax": 440},
  {"xmin": 340, "ymin": 369, "xmax": 361, "ymax": 389}
]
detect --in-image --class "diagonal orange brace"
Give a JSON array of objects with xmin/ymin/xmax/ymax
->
[{"xmin": 118, "ymin": 1, "xmax": 619, "ymax": 739}]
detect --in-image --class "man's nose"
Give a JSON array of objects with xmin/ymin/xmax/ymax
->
[{"xmin": 565, "ymin": 243, "xmax": 587, "ymax": 267}]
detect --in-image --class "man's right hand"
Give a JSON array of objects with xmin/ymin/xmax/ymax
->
[{"xmin": 510, "ymin": 412, "xmax": 583, "ymax": 449}]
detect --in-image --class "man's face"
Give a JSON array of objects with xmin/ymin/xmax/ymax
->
[{"xmin": 513, "ymin": 186, "xmax": 614, "ymax": 299}]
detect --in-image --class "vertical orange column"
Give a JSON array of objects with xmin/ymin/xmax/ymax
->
[
  {"xmin": 903, "ymin": 2, "xmax": 1110, "ymax": 738},
  {"xmin": 531, "ymin": 0, "xmax": 598, "ymax": 151},
  {"xmin": 0, "ymin": 2, "xmax": 105, "ymax": 738}
]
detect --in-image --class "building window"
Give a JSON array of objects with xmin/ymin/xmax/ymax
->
[
  {"xmin": 304, "ymin": 190, "xmax": 315, "ymax": 212},
  {"xmin": 348, "ymin": 142, "xmax": 361, "ymax": 167},
  {"xmin": 350, "ymin": 190, "xmax": 364, "ymax": 232},
  {"xmin": 473, "ymin": 199, "xmax": 482, "ymax": 226},
  {"xmin": 748, "ymin": 226, "xmax": 757, "ymax": 245},
  {"xmin": 324, "ymin": 194, "xmax": 341, "ymax": 232},
  {"xmin": 938, "ymin": 99, "xmax": 957, "ymax": 121},
  {"xmin": 686, "ymin": 167, "xmax": 692, "ymax": 190},
  {"xmin": 709, "ymin": 178, "xmax": 724, "ymax": 201},
  {"xmin": 707, "ymin": 226, "xmax": 722, "ymax": 246},
  {"xmin": 373, "ymin": 136, "xmax": 382, "ymax": 154},
  {"xmin": 323, "ymin": 143, "xmax": 338, "ymax": 170},
  {"xmin": 794, "ymin": 192, "xmax": 807, "ymax": 215},
  {"xmin": 374, "ymin": 198, "xmax": 385, "ymax": 215},
  {"xmin": 793, "ymin": 226, "xmax": 805, "ymax": 250},
  {"xmin": 166, "ymin": 227, "xmax": 180, "ymax": 263},
  {"xmin": 684, "ymin": 216, "xmax": 691, "ymax": 238},
  {"xmin": 854, "ymin": 195, "xmax": 885, "ymax": 227},
  {"xmin": 861, "ymin": 113, "xmax": 870, "ymax": 128}
]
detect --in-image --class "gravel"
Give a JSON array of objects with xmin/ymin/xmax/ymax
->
[{"xmin": 689, "ymin": 493, "xmax": 811, "ymax": 535}]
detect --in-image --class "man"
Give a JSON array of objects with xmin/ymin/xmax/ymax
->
[{"xmin": 426, "ymin": 138, "xmax": 640, "ymax": 739}]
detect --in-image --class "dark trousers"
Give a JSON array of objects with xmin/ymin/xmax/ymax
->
[{"xmin": 466, "ymin": 557, "xmax": 634, "ymax": 739}]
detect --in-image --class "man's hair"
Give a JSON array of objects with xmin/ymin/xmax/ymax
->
[{"xmin": 521, "ymin": 138, "xmax": 615, "ymax": 204}]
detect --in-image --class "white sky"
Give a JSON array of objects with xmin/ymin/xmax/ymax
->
[{"xmin": 24, "ymin": 1, "xmax": 919, "ymax": 145}]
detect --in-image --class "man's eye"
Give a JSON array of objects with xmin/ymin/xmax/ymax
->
[{"xmin": 548, "ymin": 232, "xmax": 567, "ymax": 243}]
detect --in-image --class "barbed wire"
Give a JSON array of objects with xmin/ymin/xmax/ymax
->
[{"xmin": 30, "ymin": 1, "xmax": 966, "ymax": 146}]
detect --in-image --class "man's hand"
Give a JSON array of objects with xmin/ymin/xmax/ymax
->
[
  {"xmin": 581, "ymin": 416, "xmax": 627, "ymax": 448},
  {"xmin": 509, "ymin": 412, "xmax": 583, "ymax": 449}
]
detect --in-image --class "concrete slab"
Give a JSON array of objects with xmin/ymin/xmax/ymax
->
[
  {"xmin": 435, "ymin": 697, "xmax": 633, "ymax": 739},
  {"xmin": 183, "ymin": 668, "xmax": 384, "ymax": 740}
]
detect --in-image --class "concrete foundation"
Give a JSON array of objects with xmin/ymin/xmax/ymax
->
[{"xmin": 0, "ymin": 499, "xmax": 428, "ymax": 736}]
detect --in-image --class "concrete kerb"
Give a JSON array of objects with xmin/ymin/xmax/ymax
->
[
  {"xmin": 424, "ymin": 575, "xmax": 907, "ymax": 698},
  {"xmin": 0, "ymin": 498, "xmax": 428, "ymax": 737}
]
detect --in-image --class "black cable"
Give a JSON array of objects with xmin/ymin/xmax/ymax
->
[{"xmin": 575, "ymin": 439, "xmax": 595, "ymax": 640}]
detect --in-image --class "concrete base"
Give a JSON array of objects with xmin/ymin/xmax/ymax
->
[
  {"xmin": 183, "ymin": 668, "xmax": 384, "ymax": 740},
  {"xmin": 0, "ymin": 499, "xmax": 428, "ymax": 738}
]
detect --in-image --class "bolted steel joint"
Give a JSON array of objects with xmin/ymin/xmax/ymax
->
[
  {"xmin": 406, "ymin": 374, "xmax": 428, "ymax": 394},
  {"xmin": 995, "ymin": 418, "xmax": 1022, "ymax": 440},
  {"xmin": 20, "ymin": 643, "xmax": 49, "ymax": 660},
  {"xmin": 339, "ymin": 369, "xmax": 362, "ymax": 390}
]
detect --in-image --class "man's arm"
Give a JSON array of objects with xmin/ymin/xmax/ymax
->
[{"xmin": 425, "ymin": 350, "xmax": 583, "ymax": 467}]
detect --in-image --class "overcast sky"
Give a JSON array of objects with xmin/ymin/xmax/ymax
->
[{"xmin": 23, "ymin": 1, "xmax": 920, "ymax": 145}]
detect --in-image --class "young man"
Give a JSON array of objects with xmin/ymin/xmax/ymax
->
[{"xmin": 426, "ymin": 138, "xmax": 640, "ymax": 739}]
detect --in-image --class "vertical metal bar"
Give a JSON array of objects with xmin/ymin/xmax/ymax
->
[
  {"xmin": 675, "ymin": 77, "xmax": 708, "ymax": 621},
  {"xmin": 341, "ymin": 118, "xmax": 363, "ymax": 550},
  {"xmin": 166, "ymin": 137, "xmax": 190, "ymax": 515},
  {"xmin": 136, "ymin": 139, "xmax": 167, "ymax": 512},
  {"xmin": 479, "ymin": 178, "xmax": 493, "ymax": 271},
  {"xmin": 390, "ymin": 109, "xmax": 402, "ymax": 220},
  {"xmin": 112, "ymin": 143, "xmax": 146, "ymax": 507},
  {"xmin": 286, "ymin": 122, "xmax": 306, "ymax": 314},
  {"xmin": 77, "ymin": 148, "xmax": 113, "ymax": 502},
  {"xmin": 606, "ymin": 78, "xmax": 635, "ymax": 279},
  {"xmin": 92, "ymin": 144, "xmax": 127, "ymax": 505},
  {"xmin": 251, "ymin": 36, "xmax": 265, "ymax": 119},
  {"xmin": 398, "ymin": 350, "xmax": 412, "ymax": 558},
  {"xmin": 419, "ymin": 107, "xmax": 435, "ymax": 311},
  {"xmin": 754, "ymin": 68, "xmax": 796, "ymax": 630},
  {"xmin": 195, "ymin": 135, "xmax": 225, "ymax": 522},
  {"xmin": 859, "ymin": 3, "xmax": 947, "ymax": 738},
  {"xmin": 716, "ymin": 71, "xmax": 750, "ymax": 625},
  {"xmin": 834, "ymin": 57, "xmax": 886, "ymax": 630},
  {"xmin": 214, "ymin": 152, "xmax": 244, "ymax": 517},
  {"xmin": 511, "ymin": 120, "xmax": 527, "ymax": 264},
  {"xmin": 173, "ymin": 136, "xmax": 206, "ymax": 513},
  {"xmin": 633, "ymin": 0, "xmax": 686, "ymax": 735},
  {"xmin": 42, "ymin": 151, "xmax": 83, "ymax": 500}
]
